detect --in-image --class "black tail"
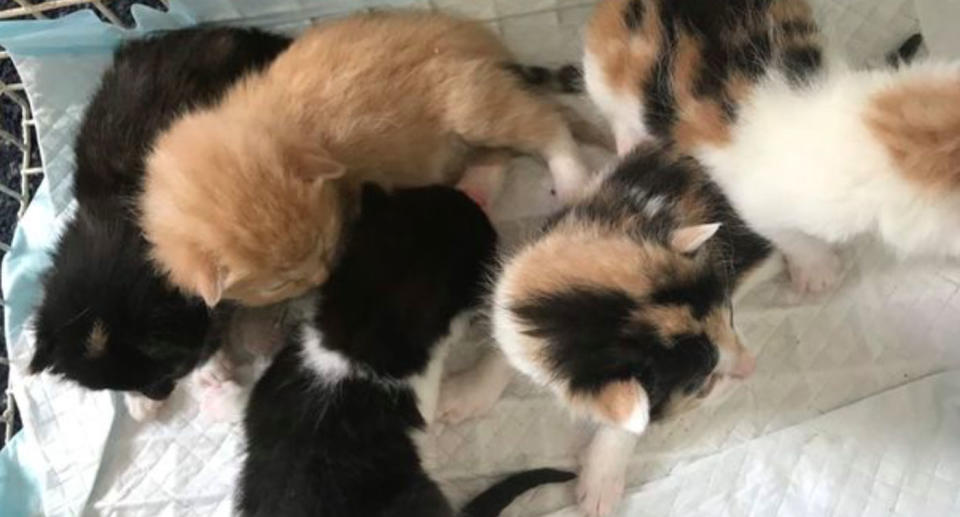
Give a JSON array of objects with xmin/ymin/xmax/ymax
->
[
  {"xmin": 886, "ymin": 33, "xmax": 924, "ymax": 68},
  {"xmin": 458, "ymin": 468, "xmax": 576, "ymax": 517},
  {"xmin": 505, "ymin": 63, "xmax": 584, "ymax": 94}
]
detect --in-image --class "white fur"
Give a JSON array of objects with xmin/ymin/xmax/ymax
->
[
  {"xmin": 577, "ymin": 427, "xmax": 637, "ymax": 517},
  {"xmin": 123, "ymin": 393, "xmax": 164, "ymax": 422},
  {"xmin": 693, "ymin": 62, "xmax": 960, "ymax": 263},
  {"xmin": 492, "ymin": 272, "xmax": 557, "ymax": 388},
  {"xmin": 299, "ymin": 324, "xmax": 353, "ymax": 382},
  {"xmin": 643, "ymin": 194, "xmax": 666, "ymax": 218},
  {"xmin": 584, "ymin": 49, "xmax": 651, "ymax": 156},
  {"xmin": 546, "ymin": 136, "xmax": 590, "ymax": 201},
  {"xmin": 621, "ymin": 388, "xmax": 650, "ymax": 434},
  {"xmin": 409, "ymin": 311, "xmax": 472, "ymax": 425}
]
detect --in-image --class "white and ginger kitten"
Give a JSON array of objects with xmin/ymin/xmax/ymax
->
[{"xmin": 584, "ymin": 0, "xmax": 960, "ymax": 293}]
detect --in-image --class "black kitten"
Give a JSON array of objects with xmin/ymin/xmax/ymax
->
[
  {"xmin": 29, "ymin": 28, "xmax": 291, "ymax": 403},
  {"xmin": 238, "ymin": 185, "xmax": 574, "ymax": 517}
]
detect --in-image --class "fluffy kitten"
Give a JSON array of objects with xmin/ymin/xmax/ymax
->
[
  {"xmin": 29, "ymin": 28, "xmax": 291, "ymax": 415},
  {"xmin": 141, "ymin": 10, "xmax": 596, "ymax": 308},
  {"xmin": 488, "ymin": 145, "xmax": 776, "ymax": 516},
  {"xmin": 239, "ymin": 185, "xmax": 574, "ymax": 517},
  {"xmin": 584, "ymin": 0, "xmax": 960, "ymax": 292}
]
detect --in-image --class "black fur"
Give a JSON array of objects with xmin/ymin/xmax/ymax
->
[
  {"xmin": 782, "ymin": 45, "xmax": 823, "ymax": 85},
  {"xmin": 505, "ymin": 62, "xmax": 584, "ymax": 94},
  {"xmin": 239, "ymin": 185, "xmax": 572, "ymax": 517},
  {"xmin": 642, "ymin": 41, "xmax": 678, "ymax": 140},
  {"xmin": 638, "ymin": 0, "xmax": 824, "ymax": 141},
  {"xmin": 512, "ymin": 286, "xmax": 719, "ymax": 418},
  {"xmin": 887, "ymin": 33, "xmax": 924, "ymax": 68},
  {"xmin": 624, "ymin": 0, "xmax": 646, "ymax": 30},
  {"xmin": 30, "ymin": 28, "xmax": 291, "ymax": 399},
  {"xmin": 73, "ymin": 27, "xmax": 291, "ymax": 204},
  {"xmin": 779, "ymin": 20, "xmax": 817, "ymax": 37},
  {"xmin": 514, "ymin": 145, "xmax": 771, "ymax": 418},
  {"xmin": 31, "ymin": 204, "xmax": 229, "ymax": 398}
]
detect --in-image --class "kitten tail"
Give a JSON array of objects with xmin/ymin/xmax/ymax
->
[{"xmin": 458, "ymin": 468, "xmax": 576, "ymax": 517}]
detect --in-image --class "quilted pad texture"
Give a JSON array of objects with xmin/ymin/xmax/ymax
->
[{"xmin": 4, "ymin": 1, "xmax": 959, "ymax": 516}]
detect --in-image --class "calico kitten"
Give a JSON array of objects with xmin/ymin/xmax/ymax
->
[
  {"xmin": 29, "ymin": 28, "xmax": 291, "ymax": 418},
  {"xmin": 141, "ymin": 10, "xmax": 597, "ymax": 308},
  {"xmin": 239, "ymin": 185, "xmax": 574, "ymax": 517},
  {"xmin": 584, "ymin": 0, "xmax": 960, "ymax": 293},
  {"xmin": 487, "ymin": 145, "xmax": 776, "ymax": 516}
]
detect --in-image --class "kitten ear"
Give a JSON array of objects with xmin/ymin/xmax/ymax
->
[
  {"xmin": 307, "ymin": 154, "xmax": 346, "ymax": 181},
  {"xmin": 287, "ymin": 145, "xmax": 346, "ymax": 183},
  {"xmin": 670, "ymin": 223, "xmax": 721, "ymax": 254},
  {"xmin": 194, "ymin": 263, "xmax": 227, "ymax": 307}
]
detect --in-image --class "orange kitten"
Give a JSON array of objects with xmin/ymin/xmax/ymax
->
[{"xmin": 141, "ymin": 10, "xmax": 592, "ymax": 307}]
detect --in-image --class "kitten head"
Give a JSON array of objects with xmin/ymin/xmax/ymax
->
[
  {"xmin": 30, "ymin": 206, "xmax": 213, "ymax": 399},
  {"xmin": 316, "ymin": 184, "xmax": 498, "ymax": 379},
  {"xmin": 141, "ymin": 110, "xmax": 346, "ymax": 307},
  {"xmin": 493, "ymin": 152, "xmax": 754, "ymax": 434}
]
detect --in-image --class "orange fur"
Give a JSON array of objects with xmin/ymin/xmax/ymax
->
[
  {"xmin": 142, "ymin": 10, "xmax": 587, "ymax": 306},
  {"xmin": 866, "ymin": 78, "xmax": 960, "ymax": 192},
  {"xmin": 587, "ymin": 380, "xmax": 642, "ymax": 425},
  {"xmin": 585, "ymin": 0, "xmax": 823, "ymax": 152},
  {"xmin": 585, "ymin": 0, "xmax": 661, "ymax": 97}
]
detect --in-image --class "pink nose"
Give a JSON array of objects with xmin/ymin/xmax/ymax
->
[{"xmin": 731, "ymin": 352, "xmax": 756, "ymax": 379}]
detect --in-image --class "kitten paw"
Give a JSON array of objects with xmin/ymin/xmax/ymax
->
[
  {"xmin": 576, "ymin": 462, "xmax": 626, "ymax": 517},
  {"xmin": 437, "ymin": 372, "xmax": 498, "ymax": 424},
  {"xmin": 199, "ymin": 379, "xmax": 247, "ymax": 423},
  {"xmin": 124, "ymin": 393, "xmax": 165, "ymax": 422},
  {"xmin": 197, "ymin": 350, "xmax": 236, "ymax": 388},
  {"xmin": 577, "ymin": 428, "xmax": 636, "ymax": 517},
  {"xmin": 787, "ymin": 250, "xmax": 842, "ymax": 293}
]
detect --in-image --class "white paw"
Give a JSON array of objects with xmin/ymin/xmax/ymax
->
[
  {"xmin": 576, "ymin": 428, "xmax": 636, "ymax": 517},
  {"xmin": 124, "ymin": 393, "xmax": 165, "ymax": 422},
  {"xmin": 196, "ymin": 350, "xmax": 236, "ymax": 388},
  {"xmin": 576, "ymin": 461, "xmax": 626, "ymax": 517},
  {"xmin": 437, "ymin": 369, "xmax": 503, "ymax": 425},
  {"xmin": 199, "ymin": 379, "xmax": 247, "ymax": 423},
  {"xmin": 786, "ymin": 249, "xmax": 842, "ymax": 294},
  {"xmin": 548, "ymin": 155, "xmax": 588, "ymax": 203}
]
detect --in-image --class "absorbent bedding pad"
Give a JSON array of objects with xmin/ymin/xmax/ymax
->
[{"xmin": 3, "ymin": 1, "xmax": 958, "ymax": 516}]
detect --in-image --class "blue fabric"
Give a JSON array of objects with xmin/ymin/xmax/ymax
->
[{"xmin": 0, "ymin": 432, "xmax": 43, "ymax": 517}]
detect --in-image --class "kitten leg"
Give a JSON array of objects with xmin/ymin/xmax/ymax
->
[
  {"xmin": 229, "ymin": 304, "xmax": 290, "ymax": 358},
  {"xmin": 444, "ymin": 67, "xmax": 589, "ymax": 202},
  {"xmin": 196, "ymin": 349, "xmax": 246, "ymax": 423},
  {"xmin": 124, "ymin": 392, "xmax": 165, "ymax": 422},
  {"xmin": 437, "ymin": 349, "xmax": 514, "ymax": 425},
  {"xmin": 767, "ymin": 229, "xmax": 843, "ymax": 293},
  {"xmin": 612, "ymin": 121, "xmax": 651, "ymax": 157},
  {"xmin": 577, "ymin": 427, "xmax": 637, "ymax": 517},
  {"xmin": 455, "ymin": 151, "xmax": 511, "ymax": 212}
]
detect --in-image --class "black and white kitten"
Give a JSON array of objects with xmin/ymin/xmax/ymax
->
[
  {"xmin": 238, "ymin": 185, "xmax": 574, "ymax": 517},
  {"xmin": 28, "ymin": 27, "xmax": 291, "ymax": 420}
]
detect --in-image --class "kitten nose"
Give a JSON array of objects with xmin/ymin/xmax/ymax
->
[{"xmin": 730, "ymin": 351, "xmax": 756, "ymax": 379}]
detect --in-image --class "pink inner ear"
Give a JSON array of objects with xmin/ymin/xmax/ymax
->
[
  {"xmin": 312, "ymin": 156, "xmax": 346, "ymax": 180},
  {"xmin": 670, "ymin": 223, "xmax": 722, "ymax": 253}
]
